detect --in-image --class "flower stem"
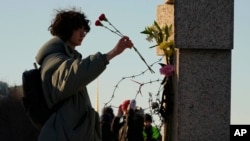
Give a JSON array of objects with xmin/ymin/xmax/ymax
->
[
  {"xmin": 103, "ymin": 26, "xmax": 122, "ymax": 37},
  {"xmin": 107, "ymin": 21, "xmax": 123, "ymax": 37},
  {"xmin": 132, "ymin": 46, "xmax": 155, "ymax": 73},
  {"xmin": 103, "ymin": 21, "xmax": 154, "ymax": 73}
]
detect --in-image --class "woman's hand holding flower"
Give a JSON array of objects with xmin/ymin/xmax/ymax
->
[{"xmin": 106, "ymin": 36, "xmax": 133, "ymax": 61}]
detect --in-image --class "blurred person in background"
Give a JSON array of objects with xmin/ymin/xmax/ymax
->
[
  {"xmin": 143, "ymin": 113, "xmax": 161, "ymax": 141},
  {"xmin": 112, "ymin": 99, "xmax": 144, "ymax": 141},
  {"xmin": 100, "ymin": 106, "xmax": 115, "ymax": 141}
]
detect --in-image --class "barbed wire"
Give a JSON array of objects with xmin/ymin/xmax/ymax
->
[
  {"xmin": 104, "ymin": 57, "xmax": 163, "ymax": 107},
  {"xmin": 148, "ymin": 92, "xmax": 165, "ymax": 130},
  {"xmin": 102, "ymin": 57, "xmax": 167, "ymax": 128}
]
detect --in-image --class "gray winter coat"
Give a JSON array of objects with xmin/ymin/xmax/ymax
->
[{"xmin": 36, "ymin": 37, "xmax": 109, "ymax": 141}]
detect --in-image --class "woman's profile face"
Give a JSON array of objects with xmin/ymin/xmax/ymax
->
[{"xmin": 68, "ymin": 27, "xmax": 87, "ymax": 47}]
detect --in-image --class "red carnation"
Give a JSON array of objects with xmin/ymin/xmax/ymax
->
[
  {"xmin": 99, "ymin": 13, "xmax": 108, "ymax": 21},
  {"xmin": 95, "ymin": 20, "xmax": 103, "ymax": 26}
]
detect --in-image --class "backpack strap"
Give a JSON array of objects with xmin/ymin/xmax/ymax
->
[{"xmin": 33, "ymin": 62, "xmax": 38, "ymax": 69}]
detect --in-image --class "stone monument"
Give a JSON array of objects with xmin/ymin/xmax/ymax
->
[{"xmin": 156, "ymin": 0, "xmax": 233, "ymax": 140}]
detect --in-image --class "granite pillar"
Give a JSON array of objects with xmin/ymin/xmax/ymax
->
[{"xmin": 171, "ymin": 0, "xmax": 233, "ymax": 141}]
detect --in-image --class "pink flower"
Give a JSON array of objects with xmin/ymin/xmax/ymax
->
[
  {"xmin": 95, "ymin": 20, "xmax": 103, "ymax": 26},
  {"xmin": 99, "ymin": 13, "xmax": 108, "ymax": 21},
  {"xmin": 160, "ymin": 65, "xmax": 174, "ymax": 77}
]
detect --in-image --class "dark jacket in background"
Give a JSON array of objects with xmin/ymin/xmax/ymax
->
[
  {"xmin": 100, "ymin": 114, "xmax": 115, "ymax": 141},
  {"xmin": 112, "ymin": 109, "xmax": 144, "ymax": 141}
]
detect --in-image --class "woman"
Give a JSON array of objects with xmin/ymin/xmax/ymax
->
[{"xmin": 36, "ymin": 8, "xmax": 133, "ymax": 141}]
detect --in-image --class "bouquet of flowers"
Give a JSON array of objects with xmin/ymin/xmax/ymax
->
[
  {"xmin": 141, "ymin": 21, "xmax": 175, "ymax": 79},
  {"xmin": 141, "ymin": 21, "xmax": 175, "ymax": 64},
  {"xmin": 141, "ymin": 21, "xmax": 176, "ymax": 123}
]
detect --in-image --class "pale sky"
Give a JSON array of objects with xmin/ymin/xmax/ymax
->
[{"xmin": 0, "ymin": 0, "xmax": 249, "ymax": 125}]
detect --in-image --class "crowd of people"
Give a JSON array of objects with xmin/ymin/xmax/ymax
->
[{"xmin": 100, "ymin": 99, "xmax": 162, "ymax": 141}]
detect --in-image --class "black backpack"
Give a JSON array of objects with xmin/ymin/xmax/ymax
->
[{"xmin": 22, "ymin": 63, "xmax": 54, "ymax": 130}]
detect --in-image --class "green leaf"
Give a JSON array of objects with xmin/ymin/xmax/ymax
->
[
  {"xmin": 154, "ymin": 21, "xmax": 161, "ymax": 32},
  {"xmin": 140, "ymin": 30, "xmax": 148, "ymax": 34}
]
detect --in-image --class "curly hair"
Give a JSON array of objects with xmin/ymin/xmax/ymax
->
[{"xmin": 48, "ymin": 8, "xmax": 90, "ymax": 41}]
